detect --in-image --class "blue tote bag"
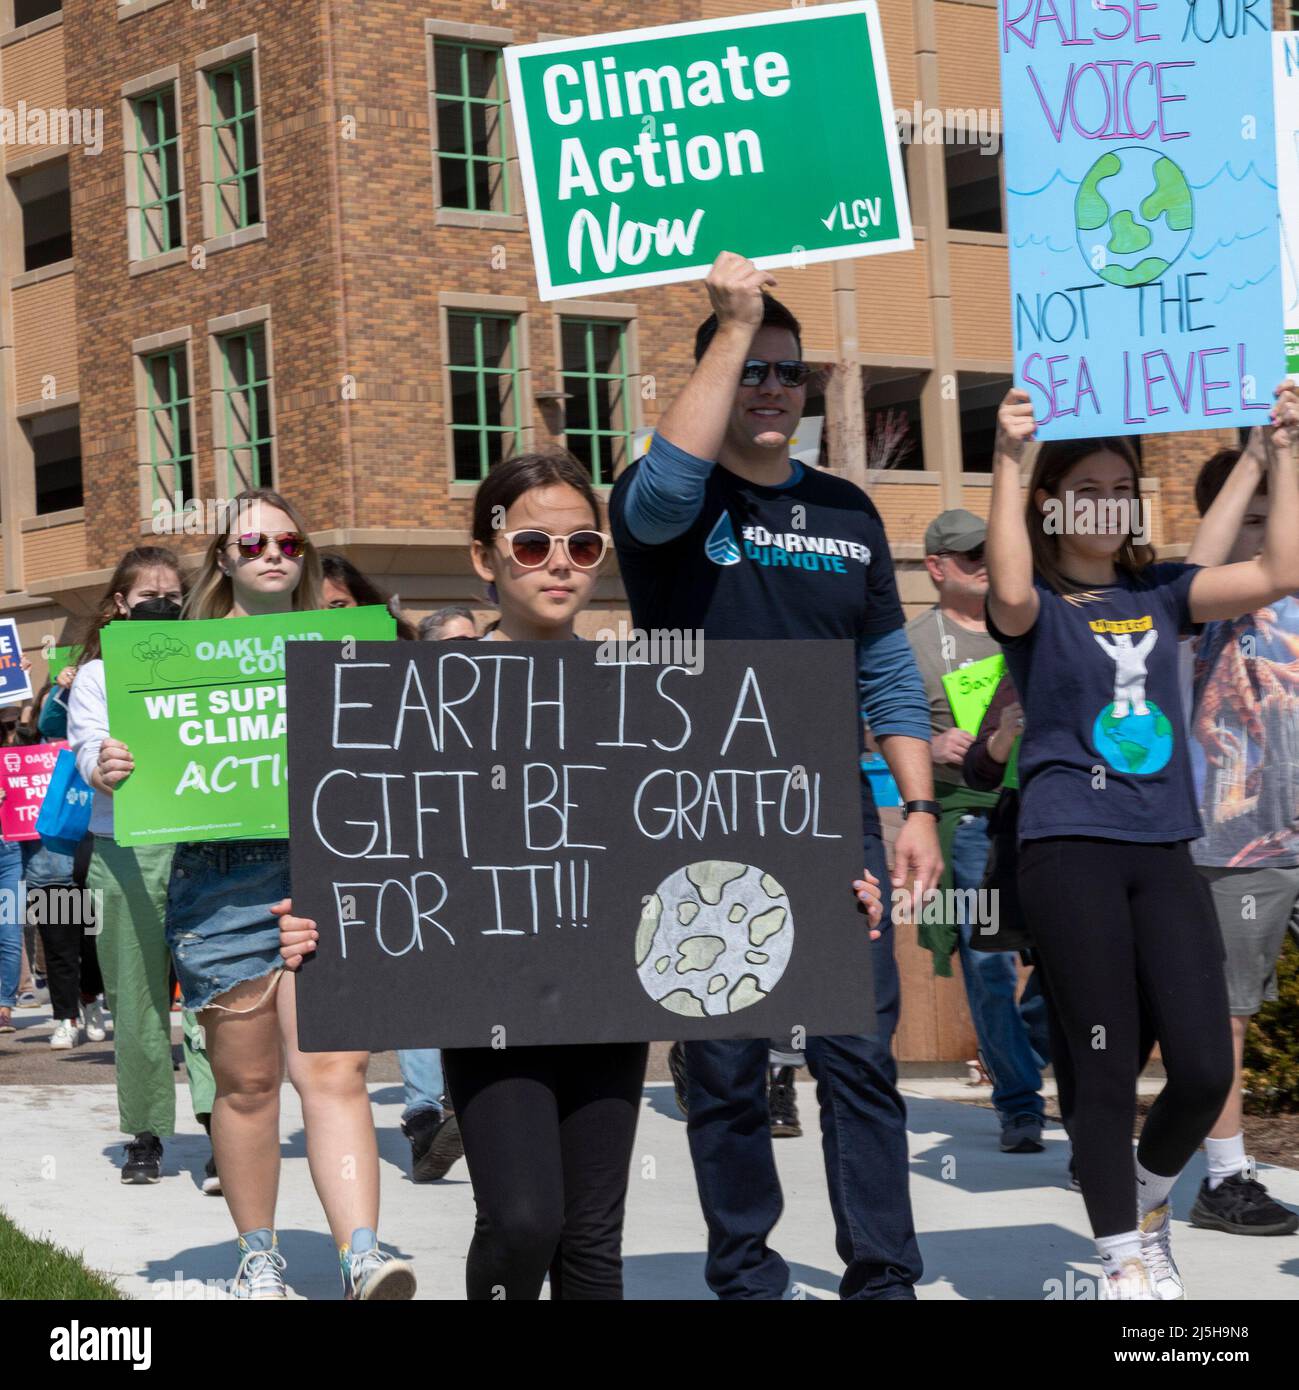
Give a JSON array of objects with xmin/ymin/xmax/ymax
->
[{"xmin": 35, "ymin": 749, "xmax": 93, "ymax": 856}]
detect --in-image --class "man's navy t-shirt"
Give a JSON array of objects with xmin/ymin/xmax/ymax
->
[
  {"xmin": 609, "ymin": 458, "xmax": 906, "ymax": 837},
  {"xmin": 987, "ymin": 562, "xmax": 1203, "ymax": 843}
]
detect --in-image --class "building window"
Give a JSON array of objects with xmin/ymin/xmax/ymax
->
[
  {"xmin": 132, "ymin": 88, "xmax": 183, "ymax": 259},
  {"xmin": 560, "ymin": 318, "xmax": 635, "ymax": 485},
  {"xmin": 1292, "ymin": 4, "xmax": 1299, "ymax": 29},
  {"xmin": 14, "ymin": 1, "xmax": 60, "ymax": 25},
  {"xmin": 447, "ymin": 312, "xmax": 523, "ymax": 480},
  {"xmin": 432, "ymin": 42, "xmax": 510, "ymax": 214},
  {"xmin": 958, "ymin": 372, "xmax": 1013, "ymax": 472},
  {"xmin": 142, "ymin": 348, "xmax": 194, "ymax": 508},
  {"xmin": 13, "ymin": 160, "xmax": 71, "ymax": 271},
  {"xmin": 944, "ymin": 133, "xmax": 1003, "ymax": 234},
  {"xmin": 25, "ymin": 407, "xmax": 82, "ymax": 514},
  {"xmin": 214, "ymin": 326, "xmax": 273, "ymax": 492},
  {"xmin": 206, "ymin": 57, "xmax": 260, "ymax": 235},
  {"xmin": 862, "ymin": 368, "xmax": 925, "ymax": 471}
]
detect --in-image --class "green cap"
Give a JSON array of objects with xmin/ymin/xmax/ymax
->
[{"xmin": 924, "ymin": 509, "xmax": 986, "ymax": 556}]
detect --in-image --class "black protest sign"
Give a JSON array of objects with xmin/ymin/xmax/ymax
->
[{"xmin": 288, "ymin": 640, "xmax": 873, "ymax": 1052}]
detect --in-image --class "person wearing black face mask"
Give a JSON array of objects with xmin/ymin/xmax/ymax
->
[
  {"xmin": 127, "ymin": 597, "xmax": 183, "ymax": 622},
  {"xmin": 66, "ymin": 548, "xmax": 218, "ymax": 1188}
]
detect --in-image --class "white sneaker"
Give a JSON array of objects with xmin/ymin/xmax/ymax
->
[
  {"xmin": 1101, "ymin": 1257, "xmax": 1157, "ymax": 1300},
  {"xmin": 232, "ymin": 1242, "xmax": 287, "ymax": 1299},
  {"xmin": 82, "ymin": 999, "xmax": 107, "ymax": 1042},
  {"xmin": 344, "ymin": 1246, "xmax": 416, "ymax": 1301},
  {"xmin": 1139, "ymin": 1203, "xmax": 1185, "ymax": 1299},
  {"xmin": 49, "ymin": 1019, "xmax": 78, "ymax": 1050}
]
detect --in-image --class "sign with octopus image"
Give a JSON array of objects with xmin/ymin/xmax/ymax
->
[{"xmin": 287, "ymin": 640, "xmax": 873, "ymax": 1051}]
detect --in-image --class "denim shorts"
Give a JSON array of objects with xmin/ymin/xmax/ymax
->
[{"xmin": 166, "ymin": 840, "xmax": 289, "ymax": 1013}]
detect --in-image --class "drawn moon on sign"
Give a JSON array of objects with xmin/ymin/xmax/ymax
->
[{"xmin": 634, "ymin": 862, "xmax": 793, "ymax": 1017}]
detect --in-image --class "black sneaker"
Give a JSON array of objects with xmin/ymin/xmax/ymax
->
[
  {"xmin": 122, "ymin": 1133, "xmax": 163, "ymax": 1184},
  {"xmin": 1000, "ymin": 1114, "xmax": 1045, "ymax": 1153},
  {"xmin": 668, "ymin": 1042, "xmax": 689, "ymax": 1118},
  {"xmin": 1189, "ymin": 1173, "xmax": 1299, "ymax": 1236},
  {"xmin": 769, "ymin": 1065, "xmax": 802, "ymax": 1138},
  {"xmin": 403, "ymin": 1109, "xmax": 463, "ymax": 1182}
]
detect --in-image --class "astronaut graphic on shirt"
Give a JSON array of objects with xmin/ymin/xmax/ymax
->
[
  {"xmin": 1094, "ymin": 628, "xmax": 1158, "ymax": 717},
  {"xmin": 1085, "ymin": 615, "xmax": 1174, "ymax": 777}
]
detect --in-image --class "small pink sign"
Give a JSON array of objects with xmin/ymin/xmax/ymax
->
[{"xmin": 1, "ymin": 741, "xmax": 68, "ymax": 842}]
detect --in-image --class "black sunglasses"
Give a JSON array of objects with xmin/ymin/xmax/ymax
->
[
  {"xmin": 940, "ymin": 546, "xmax": 986, "ymax": 565},
  {"xmin": 740, "ymin": 359, "xmax": 812, "ymax": 388}
]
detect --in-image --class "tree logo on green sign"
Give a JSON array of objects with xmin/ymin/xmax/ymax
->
[{"xmin": 132, "ymin": 633, "xmax": 190, "ymax": 681}]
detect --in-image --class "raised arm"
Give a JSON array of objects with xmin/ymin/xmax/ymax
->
[
  {"xmin": 1185, "ymin": 431, "xmax": 1266, "ymax": 568},
  {"xmin": 1189, "ymin": 382, "xmax": 1299, "ymax": 624},
  {"xmin": 618, "ymin": 252, "xmax": 776, "ymax": 545},
  {"xmin": 985, "ymin": 388, "xmax": 1040, "ymax": 639},
  {"xmin": 655, "ymin": 251, "xmax": 774, "ymax": 460}
]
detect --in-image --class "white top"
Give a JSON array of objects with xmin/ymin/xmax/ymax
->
[{"xmin": 66, "ymin": 658, "xmax": 114, "ymax": 836}]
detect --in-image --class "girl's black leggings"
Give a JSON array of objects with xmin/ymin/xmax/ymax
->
[
  {"xmin": 1018, "ymin": 837, "xmax": 1233, "ymax": 1238},
  {"xmin": 443, "ymin": 1041, "xmax": 648, "ymax": 1300}
]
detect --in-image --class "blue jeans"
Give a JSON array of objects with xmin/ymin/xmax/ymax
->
[
  {"xmin": 397, "ymin": 1049, "xmax": 445, "ymax": 1123},
  {"xmin": 0, "ymin": 840, "xmax": 23, "ymax": 1007},
  {"xmin": 951, "ymin": 813, "xmax": 1044, "ymax": 1124},
  {"xmin": 165, "ymin": 841, "xmax": 288, "ymax": 1012},
  {"xmin": 25, "ymin": 842, "xmax": 75, "ymax": 889},
  {"xmin": 683, "ymin": 833, "xmax": 921, "ymax": 1300}
]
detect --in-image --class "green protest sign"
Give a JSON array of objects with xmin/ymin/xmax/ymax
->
[
  {"xmin": 103, "ymin": 607, "xmax": 396, "ymax": 845},
  {"xmin": 504, "ymin": 1, "xmax": 912, "ymax": 299},
  {"xmin": 941, "ymin": 653, "xmax": 1006, "ymax": 736},
  {"xmin": 48, "ymin": 645, "xmax": 82, "ymax": 682},
  {"xmin": 1003, "ymin": 737, "xmax": 1020, "ymax": 792}
]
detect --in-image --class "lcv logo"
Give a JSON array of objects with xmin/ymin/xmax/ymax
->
[{"xmin": 50, "ymin": 1323, "xmax": 151, "ymax": 1370}]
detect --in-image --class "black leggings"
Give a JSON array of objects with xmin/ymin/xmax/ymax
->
[
  {"xmin": 443, "ymin": 1042, "xmax": 648, "ymax": 1301},
  {"xmin": 1019, "ymin": 837, "xmax": 1233, "ymax": 1237}
]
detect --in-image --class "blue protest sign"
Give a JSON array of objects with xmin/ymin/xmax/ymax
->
[
  {"xmin": 1000, "ymin": 1, "xmax": 1284, "ymax": 439},
  {"xmin": 1276, "ymin": 32, "xmax": 1299, "ymax": 378},
  {"xmin": 0, "ymin": 618, "xmax": 31, "ymax": 706}
]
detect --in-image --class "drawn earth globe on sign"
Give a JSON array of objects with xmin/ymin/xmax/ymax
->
[
  {"xmin": 1091, "ymin": 701, "xmax": 1175, "ymax": 776},
  {"xmin": 1074, "ymin": 146, "xmax": 1193, "ymax": 287},
  {"xmin": 635, "ymin": 862, "xmax": 792, "ymax": 1017}
]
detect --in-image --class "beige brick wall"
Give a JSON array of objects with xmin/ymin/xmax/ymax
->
[
  {"xmin": 0, "ymin": 23, "xmax": 65, "ymax": 123},
  {"xmin": 11, "ymin": 274, "xmax": 78, "ymax": 403}
]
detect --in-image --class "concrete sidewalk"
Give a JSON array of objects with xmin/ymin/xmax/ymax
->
[{"xmin": 2, "ymin": 1078, "xmax": 1297, "ymax": 1300}]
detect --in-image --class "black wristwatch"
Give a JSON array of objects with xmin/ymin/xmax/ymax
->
[{"xmin": 902, "ymin": 800, "xmax": 942, "ymax": 820}]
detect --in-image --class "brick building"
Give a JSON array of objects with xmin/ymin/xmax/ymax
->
[{"xmin": 1, "ymin": 0, "xmax": 1295, "ymax": 1059}]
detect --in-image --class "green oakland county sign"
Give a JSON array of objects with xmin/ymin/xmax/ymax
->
[
  {"xmin": 504, "ymin": 2, "xmax": 912, "ymax": 299},
  {"xmin": 102, "ymin": 606, "xmax": 396, "ymax": 845}
]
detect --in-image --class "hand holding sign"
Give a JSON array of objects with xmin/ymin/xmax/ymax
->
[
  {"xmin": 932, "ymin": 727, "xmax": 975, "ymax": 765},
  {"xmin": 97, "ymin": 738, "xmax": 134, "ymax": 792},
  {"xmin": 708, "ymin": 252, "xmax": 778, "ymax": 331},
  {"xmin": 995, "ymin": 387, "xmax": 1038, "ymax": 464},
  {"xmin": 852, "ymin": 869, "xmax": 884, "ymax": 939},
  {"xmin": 1269, "ymin": 379, "xmax": 1299, "ymax": 451},
  {"xmin": 274, "ymin": 899, "xmax": 316, "ymax": 971}
]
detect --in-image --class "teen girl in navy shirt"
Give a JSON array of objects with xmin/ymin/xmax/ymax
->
[{"xmin": 985, "ymin": 382, "xmax": 1299, "ymax": 1300}]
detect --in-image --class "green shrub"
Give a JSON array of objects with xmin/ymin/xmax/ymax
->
[{"xmin": 1242, "ymin": 937, "xmax": 1299, "ymax": 1114}]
